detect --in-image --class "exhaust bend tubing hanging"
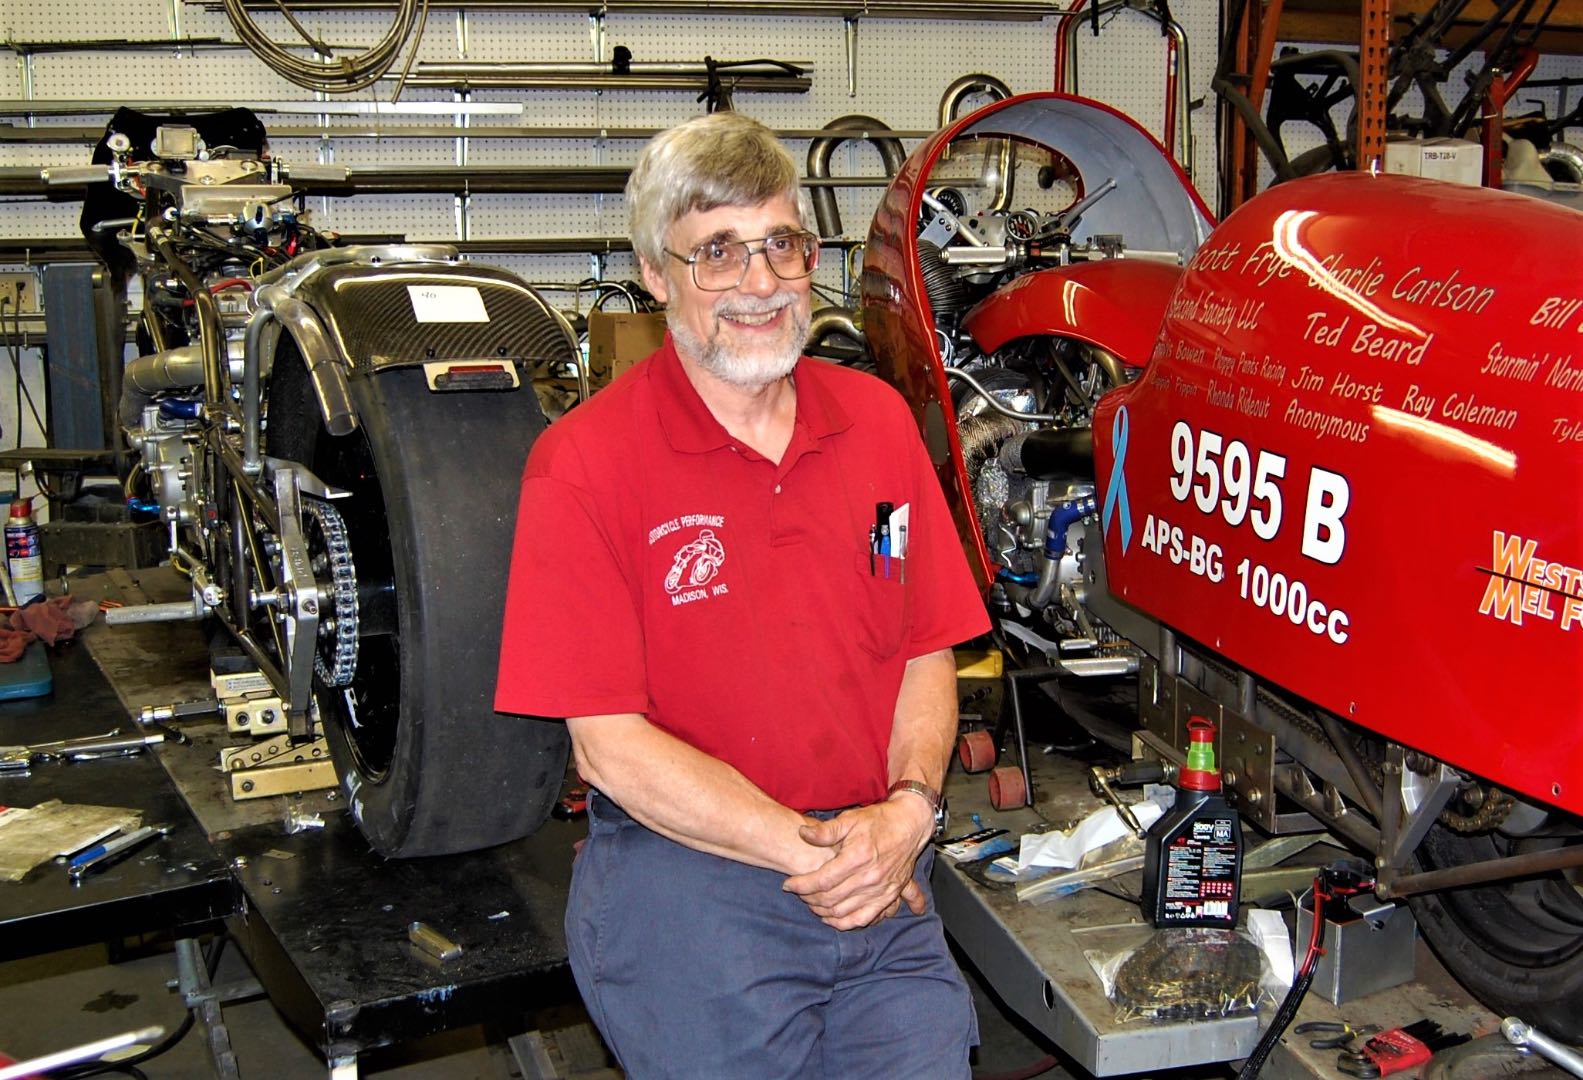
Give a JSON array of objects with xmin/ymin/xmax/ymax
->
[
  {"xmin": 1059, "ymin": 0, "xmax": 1193, "ymax": 176},
  {"xmin": 807, "ymin": 115, "xmax": 908, "ymax": 238},
  {"xmin": 807, "ymin": 305, "xmax": 867, "ymax": 352},
  {"xmin": 937, "ymin": 73, "xmax": 1014, "ymax": 210}
]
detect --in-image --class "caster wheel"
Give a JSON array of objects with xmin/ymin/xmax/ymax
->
[
  {"xmin": 989, "ymin": 765, "xmax": 1027, "ymax": 810},
  {"xmin": 956, "ymin": 729, "xmax": 997, "ymax": 773}
]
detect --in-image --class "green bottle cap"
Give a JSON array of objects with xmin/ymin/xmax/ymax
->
[{"xmin": 1181, "ymin": 716, "xmax": 1220, "ymax": 791}]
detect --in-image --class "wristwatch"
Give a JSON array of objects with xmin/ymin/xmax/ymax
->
[{"xmin": 888, "ymin": 779, "xmax": 948, "ymax": 838}]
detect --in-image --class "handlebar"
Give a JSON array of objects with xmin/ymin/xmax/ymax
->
[
  {"xmin": 41, "ymin": 160, "xmax": 350, "ymax": 188},
  {"xmin": 41, "ymin": 164, "xmax": 112, "ymax": 186},
  {"xmin": 282, "ymin": 162, "xmax": 350, "ymax": 183},
  {"xmin": 1050, "ymin": 176, "xmax": 1118, "ymax": 234}
]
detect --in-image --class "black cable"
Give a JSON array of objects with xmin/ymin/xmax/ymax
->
[
  {"xmin": 696, "ymin": 55, "xmax": 742, "ymax": 113},
  {"xmin": 16, "ymin": 296, "xmax": 47, "ymax": 455},
  {"xmin": 1, "ymin": 294, "xmax": 47, "ymax": 449},
  {"xmin": 809, "ymin": 281, "xmax": 848, "ymax": 307},
  {"xmin": 105, "ymin": 1068, "xmax": 147, "ymax": 1080},
  {"xmin": 1237, "ymin": 957, "xmax": 1317, "ymax": 1078},
  {"xmin": 0, "ymin": 293, "xmax": 13, "ymax": 447},
  {"xmin": 1237, "ymin": 863, "xmax": 1372, "ymax": 1080},
  {"xmin": 1235, "ymin": 882, "xmax": 1324, "ymax": 1080},
  {"xmin": 48, "ymin": 1013, "xmax": 194, "ymax": 1080},
  {"xmin": 50, "ymin": 936, "xmax": 226, "ymax": 1079}
]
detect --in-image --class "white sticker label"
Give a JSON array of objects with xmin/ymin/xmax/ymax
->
[{"xmin": 407, "ymin": 284, "xmax": 489, "ymax": 323}]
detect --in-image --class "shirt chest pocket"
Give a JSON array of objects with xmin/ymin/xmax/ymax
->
[{"xmin": 852, "ymin": 549, "xmax": 910, "ymax": 660}]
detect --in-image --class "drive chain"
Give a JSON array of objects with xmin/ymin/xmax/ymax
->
[{"xmin": 301, "ymin": 497, "xmax": 359, "ymax": 687}]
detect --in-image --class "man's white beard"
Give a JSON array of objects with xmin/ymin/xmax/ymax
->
[{"xmin": 669, "ymin": 290, "xmax": 811, "ymax": 390}]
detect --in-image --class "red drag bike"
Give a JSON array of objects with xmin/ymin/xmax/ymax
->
[{"xmin": 863, "ymin": 92, "xmax": 1583, "ymax": 1034}]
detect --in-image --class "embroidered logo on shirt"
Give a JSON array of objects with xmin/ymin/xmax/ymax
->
[
  {"xmin": 665, "ymin": 529, "xmax": 725, "ymax": 595},
  {"xmin": 664, "ymin": 529, "xmax": 729, "ymax": 606},
  {"xmin": 649, "ymin": 515, "xmax": 729, "ymax": 605}
]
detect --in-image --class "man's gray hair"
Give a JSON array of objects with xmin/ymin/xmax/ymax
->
[{"xmin": 627, "ymin": 112, "xmax": 815, "ymax": 271}]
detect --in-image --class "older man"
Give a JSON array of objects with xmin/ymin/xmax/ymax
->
[{"xmin": 496, "ymin": 111, "xmax": 989, "ymax": 1078}]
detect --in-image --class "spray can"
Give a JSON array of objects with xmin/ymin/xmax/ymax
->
[
  {"xmin": 5, "ymin": 499, "xmax": 44, "ymax": 605},
  {"xmin": 1141, "ymin": 715, "xmax": 1243, "ymax": 928}
]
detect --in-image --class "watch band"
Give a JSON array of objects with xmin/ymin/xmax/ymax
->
[
  {"xmin": 888, "ymin": 779, "xmax": 948, "ymax": 838},
  {"xmin": 887, "ymin": 779, "xmax": 942, "ymax": 809}
]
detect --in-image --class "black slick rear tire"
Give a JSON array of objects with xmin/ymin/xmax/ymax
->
[{"xmin": 268, "ymin": 348, "xmax": 568, "ymax": 857}]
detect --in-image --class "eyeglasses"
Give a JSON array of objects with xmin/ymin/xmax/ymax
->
[{"xmin": 664, "ymin": 231, "xmax": 820, "ymax": 292}]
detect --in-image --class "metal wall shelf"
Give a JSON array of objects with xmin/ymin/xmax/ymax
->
[{"xmin": 202, "ymin": 0, "xmax": 1075, "ymax": 22}]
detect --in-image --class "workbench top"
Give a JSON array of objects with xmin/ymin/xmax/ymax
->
[
  {"xmin": 63, "ymin": 568, "xmax": 581, "ymax": 1059},
  {"xmin": 0, "ymin": 643, "xmax": 236, "ymax": 962},
  {"xmin": 935, "ymin": 676, "xmax": 1500, "ymax": 1079}
]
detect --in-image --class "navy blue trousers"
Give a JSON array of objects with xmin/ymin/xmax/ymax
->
[{"xmin": 567, "ymin": 792, "xmax": 977, "ymax": 1079}]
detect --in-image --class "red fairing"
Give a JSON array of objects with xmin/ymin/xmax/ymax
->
[
  {"xmin": 963, "ymin": 260, "xmax": 1185, "ymax": 360},
  {"xmin": 863, "ymin": 118, "xmax": 989, "ymax": 587},
  {"xmin": 864, "ymin": 92, "xmax": 1214, "ymax": 590},
  {"xmin": 1093, "ymin": 172, "xmax": 1583, "ymax": 817}
]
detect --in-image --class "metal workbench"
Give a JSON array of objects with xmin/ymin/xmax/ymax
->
[
  {"xmin": 0, "ymin": 644, "xmax": 236, "ymax": 961},
  {"xmin": 934, "ymin": 672, "xmax": 1503, "ymax": 1079},
  {"xmin": 10, "ymin": 569, "xmax": 583, "ymax": 1078}
]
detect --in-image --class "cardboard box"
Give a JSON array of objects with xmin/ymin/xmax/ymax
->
[
  {"xmin": 1383, "ymin": 136, "xmax": 1483, "ymax": 186},
  {"xmin": 1421, "ymin": 138, "xmax": 1483, "ymax": 186},
  {"xmin": 1383, "ymin": 136, "xmax": 1423, "ymax": 177},
  {"xmin": 587, "ymin": 310, "xmax": 668, "ymax": 384}
]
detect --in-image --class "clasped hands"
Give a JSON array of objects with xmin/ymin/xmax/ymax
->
[{"xmin": 781, "ymin": 796, "xmax": 935, "ymax": 931}]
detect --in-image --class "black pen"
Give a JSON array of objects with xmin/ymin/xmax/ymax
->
[{"xmin": 867, "ymin": 525, "xmax": 876, "ymax": 575}]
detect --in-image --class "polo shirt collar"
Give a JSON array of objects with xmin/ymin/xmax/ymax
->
[{"xmin": 651, "ymin": 333, "xmax": 853, "ymax": 455}]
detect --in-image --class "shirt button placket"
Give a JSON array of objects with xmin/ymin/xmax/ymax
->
[{"xmin": 768, "ymin": 479, "xmax": 784, "ymax": 541}]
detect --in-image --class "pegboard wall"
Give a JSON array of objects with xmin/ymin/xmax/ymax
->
[
  {"xmin": 0, "ymin": 0, "xmax": 1223, "ymax": 495},
  {"xmin": 1, "ymin": 1, "xmax": 1222, "ymax": 260},
  {"xmin": 3, "ymin": 1, "xmax": 1583, "ymax": 501}
]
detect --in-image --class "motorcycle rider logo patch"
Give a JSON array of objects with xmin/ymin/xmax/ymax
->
[{"xmin": 664, "ymin": 528, "xmax": 727, "ymax": 601}]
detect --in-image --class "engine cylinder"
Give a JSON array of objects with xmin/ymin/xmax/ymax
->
[{"xmin": 918, "ymin": 241, "xmax": 968, "ymax": 320}]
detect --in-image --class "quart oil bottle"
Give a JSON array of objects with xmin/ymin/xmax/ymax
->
[
  {"xmin": 5, "ymin": 498, "xmax": 44, "ymax": 606},
  {"xmin": 1141, "ymin": 716, "xmax": 1243, "ymax": 928}
]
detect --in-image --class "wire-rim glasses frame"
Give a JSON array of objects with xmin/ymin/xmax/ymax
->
[{"xmin": 663, "ymin": 230, "xmax": 821, "ymax": 292}]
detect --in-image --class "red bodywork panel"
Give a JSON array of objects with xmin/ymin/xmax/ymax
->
[
  {"xmin": 865, "ymin": 91, "xmax": 1583, "ymax": 821},
  {"xmin": 864, "ymin": 92, "xmax": 1214, "ymax": 591},
  {"xmin": 964, "ymin": 260, "xmax": 1186, "ymax": 361},
  {"xmin": 1093, "ymin": 172, "xmax": 1583, "ymax": 817}
]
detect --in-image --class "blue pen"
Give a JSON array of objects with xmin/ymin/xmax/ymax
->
[
  {"xmin": 875, "ymin": 501, "xmax": 893, "ymax": 579},
  {"xmin": 68, "ymin": 824, "xmax": 168, "ymax": 881}
]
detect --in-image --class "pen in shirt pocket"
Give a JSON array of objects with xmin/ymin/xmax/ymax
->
[
  {"xmin": 887, "ymin": 503, "xmax": 911, "ymax": 582},
  {"xmin": 874, "ymin": 502, "xmax": 893, "ymax": 579}
]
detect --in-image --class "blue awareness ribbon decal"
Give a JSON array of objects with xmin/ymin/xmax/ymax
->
[{"xmin": 1101, "ymin": 405, "xmax": 1133, "ymax": 553}]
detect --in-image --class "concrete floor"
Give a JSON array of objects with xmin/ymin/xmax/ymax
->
[{"xmin": 0, "ymin": 934, "xmax": 1066, "ymax": 1079}]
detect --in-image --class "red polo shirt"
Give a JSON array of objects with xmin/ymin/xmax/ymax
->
[{"xmin": 495, "ymin": 336, "xmax": 988, "ymax": 811}]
